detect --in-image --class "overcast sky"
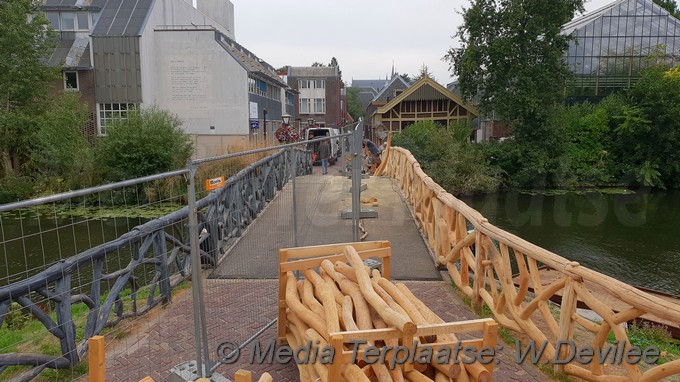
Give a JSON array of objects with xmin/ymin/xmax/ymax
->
[{"xmin": 231, "ymin": 0, "xmax": 614, "ymax": 86}]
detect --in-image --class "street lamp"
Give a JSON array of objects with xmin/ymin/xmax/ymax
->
[
  {"xmin": 281, "ymin": 114, "xmax": 291, "ymax": 126},
  {"xmin": 307, "ymin": 117, "xmax": 315, "ymax": 128}
]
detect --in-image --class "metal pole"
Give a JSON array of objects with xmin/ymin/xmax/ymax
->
[
  {"xmin": 187, "ymin": 164, "xmax": 211, "ymax": 377},
  {"xmin": 351, "ymin": 120, "xmax": 363, "ymax": 241},
  {"xmin": 291, "ymin": 149, "xmax": 299, "ymax": 247}
]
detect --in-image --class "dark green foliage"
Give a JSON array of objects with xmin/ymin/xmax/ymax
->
[
  {"xmin": 392, "ymin": 120, "xmax": 501, "ymax": 195},
  {"xmin": 653, "ymin": 0, "xmax": 680, "ymax": 18},
  {"xmin": 446, "ymin": 0, "xmax": 584, "ymax": 128},
  {"xmin": 482, "ymin": 63, "xmax": 680, "ymax": 190},
  {"xmin": 2, "ymin": 303, "xmax": 31, "ymax": 330},
  {"xmin": 94, "ymin": 106, "xmax": 194, "ymax": 181},
  {"xmin": 0, "ymin": 0, "xmax": 59, "ymax": 174},
  {"xmin": 31, "ymin": 93, "xmax": 96, "ymax": 191},
  {"xmin": 0, "ymin": 175, "xmax": 34, "ymax": 204},
  {"xmin": 446, "ymin": 0, "xmax": 585, "ymax": 189},
  {"xmin": 346, "ymin": 87, "xmax": 365, "ymax": 121},
  {"xmin": 626, "ymin": 65, "xmax": 680, "ymax": 188}
]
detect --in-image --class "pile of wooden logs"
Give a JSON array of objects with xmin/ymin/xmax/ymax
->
[{"xmin": 278, "ymin": 241, "xmax": 498, "ymax": 382}]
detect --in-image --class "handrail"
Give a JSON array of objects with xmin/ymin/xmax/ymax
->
[
  {"xmin": 0, "ymin": 148, "xmax": 313, "ymax": 380},
  {"xmin": 383, "ymin": 146, "xmax": 680, "ymax": 381}
]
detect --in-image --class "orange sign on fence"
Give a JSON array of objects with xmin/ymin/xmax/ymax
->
[{"xmin": 205, "ymin": 176, "xmax": 225, "ymax": 191}]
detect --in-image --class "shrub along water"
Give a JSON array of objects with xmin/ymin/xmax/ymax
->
[
  {"xmin": 392, "ymin": 120, "xmax": 502, "ymax": 195},
  {"xmin": 480, "ymin": 63, "xmax": 680, "ymax": 191}
]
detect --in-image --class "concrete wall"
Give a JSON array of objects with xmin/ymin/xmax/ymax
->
[
  {"xmin": 150, "ymin": 0, "xmax": 232, "ymax": 36},
  {"xmin": 193, "ymin": 0, "xmax": 235, "ymax": 39},
  {"xmin": 137, "ymin": 0, "xmax": 248, "ymax": 152},
  {"xmin": 148, "ymin": 29, "xmax": 248, "ymax": 138}
]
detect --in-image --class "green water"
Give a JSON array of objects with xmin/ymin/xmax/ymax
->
[
  {"xmin": 0, "ymin": 212, "xmax": 149, "ymax": 292},
  {"xmin": 459, "ymin": 190, "xmax": 680, "ymax": 295}
]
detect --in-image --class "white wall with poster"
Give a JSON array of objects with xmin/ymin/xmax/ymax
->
[
  {"xmin": 135, "ymin": 0, "xmax": 248, "ymax": 145},
  {"xmin": 149, "ymin": 29, "xmax": 249, "ymax": 138}
]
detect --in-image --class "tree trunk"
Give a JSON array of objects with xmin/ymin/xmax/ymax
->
[{"xmin": 0, "ymin": 148, "xmax": 12, "ymax": 177}]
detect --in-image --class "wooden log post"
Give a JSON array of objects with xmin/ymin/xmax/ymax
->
[
  {"xmin": 88, "ymin": 335, "xmax": 106, "ymax": 382},
  {"xmin": 56, "ymin": 274, "xmax": 78, "ymax": 365},
  {"xmin": 343, "ymin": 246, "xmax": 416, "ymax": 336},
  {"xmin": 234, "ymin": 369, "xmax": 252, "ymax": 382},
  {"xmin": 472, "ymin": 228, "xmax": 486, "ymax": 311}
]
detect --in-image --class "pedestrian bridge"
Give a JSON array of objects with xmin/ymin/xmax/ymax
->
[{"xmin": 1, "ymin": 140, "xmax": 680, "ymax": 382}]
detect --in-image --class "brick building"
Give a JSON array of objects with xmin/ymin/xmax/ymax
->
[{"xmin": 286, "ymin": 66, "xmax": 345, "ymax": 129}]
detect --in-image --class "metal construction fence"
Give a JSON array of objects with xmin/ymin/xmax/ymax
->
[{"xmin": 0, "ymin": 121, "xmax": 366, "ymax": 381}]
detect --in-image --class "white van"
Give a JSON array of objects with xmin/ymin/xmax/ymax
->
[{"xmin": 306, "ymin": 127, "xmax": 339, "ymax": 165}]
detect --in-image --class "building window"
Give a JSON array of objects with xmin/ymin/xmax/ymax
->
[
  {"xmin": 92, "ymin": 12, "xmax": 100, "ymax": 26},
  {"xmin": 300, "ymin": 98, "xmax": 310, "ymax": 114},
  {"xmin": 63, "ymin": 71, "xmax": 78, "ymax": 91},
  {"xmin": 98, "ymin": 103, "xmax": 137, "ymax": 134},
  {"xmin": 313, "ymin": 80, "xmax": 325, "ymax": 89},
  {"xmin": 248, "ymin": 78, "xmax": 256, "ymax": 94},
  {"xmin": 60, "ymin": 12, "xmax": 75, "ymax": 30},
  {"xmin": 314, "ymin": 98, "xmax": 325, "ymax": 114},
  {"xmin": 46, "ymin": 12, "xmax": 91, "ymax": 31},
  {"xmin": 76, "ymin": 13, "xmax": 89, "ymax": 31},
  {"xmin": 46, "ymin": 12, "xmax": 60, "ymax": 29},
  {"xmin": 299, "ymin": 80, "xmax": 309, "ymax": 89}
]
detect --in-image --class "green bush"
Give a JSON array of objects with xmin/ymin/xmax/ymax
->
[
  {"xmin": 31, "ymin": 93, "xmax": 97, "ymax": 191},
  {"xmin": 94, "ymin": 106, "xmax": 194, "ymax": 181},
  {"xmin": 392, "ymin": 120, "xmax": 501, "ymax": 195},
  {"xmin": 0, "ymin": 175, "xmax": 34, "ymax": 204},
  {"xmin": 2, "ymin": 302, "xmax": 31, "ymax": 330}
]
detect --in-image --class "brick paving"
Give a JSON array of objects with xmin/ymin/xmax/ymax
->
[
  {"xmin": 105, "ymin": 173, "xmax": 552, "ymax": 381},
  {"xmin": 105, "ymin": 279, "xmax": 549, "ymax": 381}
]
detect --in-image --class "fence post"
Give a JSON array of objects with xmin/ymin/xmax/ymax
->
[
  {"xmin": 187, "ymin": 163, "xmax": 211, "ymax": 377},
  {"xmin": 351, "ymin": 120, "xmax": 364, "ymax": 241},
  {"xmin": 290, "ymin": 149, "xmax": 299, "ymax": 247},
  {"xmin": 88, "ymin": 335, "xmax": 106, "ymax": 382},
  {"xmin": 55, "ymin": 273, "xmax": 77, "ymax": 365}
]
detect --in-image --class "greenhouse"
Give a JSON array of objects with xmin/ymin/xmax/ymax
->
[{"xmin": 563, "ymin": 0, "xmax": 680, "ymax": 99}]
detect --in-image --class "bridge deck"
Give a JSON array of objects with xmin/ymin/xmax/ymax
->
[
  {"xmin": 103, "ymin": 172, "xmax": 553, "ymax": 381},
  {"xmin": 210, "ymin": 174, "xmax": 441, "ymax": 280}
]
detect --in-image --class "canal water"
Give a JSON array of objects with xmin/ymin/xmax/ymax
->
[
  {"xmin": 460, "ymin": 190, "xmax": 680, "ymax": 295},
  {"xmin": 0, "ymin": 212, "xmax": 150, "ymax": 292}
]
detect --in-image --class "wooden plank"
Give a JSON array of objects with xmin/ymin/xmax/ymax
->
[
  {"xmin": 279, "ymin": 248, "xmax": 390, "ymax": 273},
  {"xmin": 280, "ymin": 241, "xmax": 387, "ymax": 260}
]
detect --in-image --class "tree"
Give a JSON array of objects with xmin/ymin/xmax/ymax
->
[
  {"xmin": 32, "ymin": 93, "xmax": 95, "ymax": 190},
  {"xmin": 653, "ymin": 0, "xmax": 680, "ymax": 17},
  {"xmin": 346, "ymin": 87, "xmax": 365, "ymax": 121},
  {"xmin": 446, "ymin": 0, "xmax": 584, "ymax": 127},
  {"xmin": 624, "ymin": 64, "xmax": 680, "ymax": 188},
  {"xmin": 329, "ymin": 56, "xmax": 342, "ymax": 78},
  {"xmin": 95, "ymin": 106, "xmax": 194, "ymax": 181},
  {"xmin": 311, "ymin": 61, "xmax": 326, "ymax": 67},
  {"xmin": 0, "ymin": 0, "xmax": 59, "ymax": 175},
  {"xmin": 412, "ymin": 64, "xmax": 435, "ymax": 82},
  {"xmin": 446, "ymin": 0, "xmax": 584, "ymax": 187},
  {"xmin": 398, "ymin": 73, "xmax": 412, "ymax": 83}
]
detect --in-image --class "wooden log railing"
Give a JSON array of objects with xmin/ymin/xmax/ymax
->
[
  {"xmin": 0, "ymin": 148, "xmax": 311, "ymax": 381},
  {"xmin": 383, "ymin": 146, "xmax": 680, "ymax": 382}
]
